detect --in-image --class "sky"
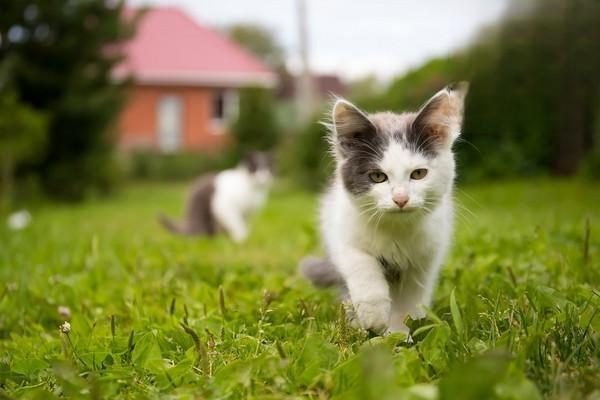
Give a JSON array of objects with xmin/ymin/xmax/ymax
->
[{"xmin": 128, "ymin": 0, "xmax": 510, "ymax": 80}]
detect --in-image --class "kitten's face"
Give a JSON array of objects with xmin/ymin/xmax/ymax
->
[
  {"xmin": 241, "ymin": 152, "xmax": 274, "ymax": 186},
  {"xmin": 331, "ymin": 83, "xmax": 468, "ymax": 216}
]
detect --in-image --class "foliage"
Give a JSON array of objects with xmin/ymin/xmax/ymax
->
[
  {"xmin": 353, "ymin": 0, "xmax": 600, "ymax": 181},
  {"xmin": 231, "ymin": 87, "xmax": 280, "ymax": 158},
  {"xmin": 121, "ymin": 151, "xmax": 236, "ymax": 181},
  {"xmin": 0, "ymin": 90, "xmax": 47, "ymax": 207},
  {"xmin": 0, "ymin": 0, "xmax": 136, "ymax": 200},
  {"xmin": 355, "ymin": 57, "xmax": 460, "ymax": 113},
  {"xmin": 346, "ymin": 74, "xmax": 384, "ymax": 103},
  {"xmin": 0, "ymin": 180, "xmax": 598, "ymax": 398},
  {"xmin": 279, "ymin": 115, "xmax": 333, "ymax": 191},
  {"xmin": 226, "ymin": 24, "xmax": 285, "ymax": 70}
]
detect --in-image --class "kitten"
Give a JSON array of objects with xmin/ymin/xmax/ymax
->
[
  {"xmin": 300, "ymin": 83, "xmax": 468, "ymax": 334},
  {"xmin": 159, "ymin": 152, "xmax": 273, "ymax": 242}
]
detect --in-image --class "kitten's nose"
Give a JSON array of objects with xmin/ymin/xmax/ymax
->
[{"xmin": 393, "ymin": 193, "xmax": 409, "ymax": 208}]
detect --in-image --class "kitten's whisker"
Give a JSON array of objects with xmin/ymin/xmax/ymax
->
[
  {"xmin": 454, "ymin": 210, "xmax": 475, "ymax": 230},
  {"xmin": 451, "ymin": 203, "xmax": 475, "ymax": 232},
  {"xmin": 356, "ymin": 204, "xmax": 378, "ymax": 216},
  {"xmin": 453, "ymin": 197, "xmax": 477, "ymax": 215},
  {"xmin": 372, "ymin": 210, "xmax": 385, "ymax": 239},
  {"xmin": 362, "ymin": 211, "xmax": 380, "ymax": 227},
  {"xmin": 454, "ymin": 188, "xmax": 481, "ymax": 207},
  {"xmin": 453, "ymin": 200, "xmax": 477, "ymax": 225},
  {"xmin": 455, "ymin": 136, "xmax": 481, "ymax": 154},
  {"xmin": 356, "ymin": 203, "xmax": 380, "ymax": 220},
  {"xmin": 358, "ymin": 204, "xmax": 381, "ymax": 230}
]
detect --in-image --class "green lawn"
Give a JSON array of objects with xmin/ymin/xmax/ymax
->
[{"xmin": 0, "ymin": 180, "xmax": 599, "ymax": 399}]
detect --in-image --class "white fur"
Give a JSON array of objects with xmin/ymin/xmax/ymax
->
[
  {"xmin": 321, "ymin": 157, "xmax": 455, "ymax": 333},
  {"xmin": 321, "ymin": 93, "xmax": 463, "ymax": 334},
  {"xmin": 211, "ymin": 167, "xmax": 272, "ymax": 243}
]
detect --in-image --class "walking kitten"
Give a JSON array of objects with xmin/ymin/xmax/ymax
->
[
  {"xmin": 159, "ymin": 152, "xmax": 273, "ymax": 242},
  {"xmin": 300, "ymin": 83, "xmax": 468, "ymax": 334}
]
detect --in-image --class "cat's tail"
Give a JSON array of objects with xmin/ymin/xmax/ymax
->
[
  {"xmin": 158, "ymin": 214, "xmax": 187, "ymax": 235},
  {"xmin": 299, "ymin": 256, "xmax": 344, "ymax": 288}
]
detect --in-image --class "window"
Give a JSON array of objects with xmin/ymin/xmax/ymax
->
[
  {"xmin": 211, "ymin": 89, "xmax": 239, "ymax": 133},
  {"xmin": 157, "ymin": 95, "xmax": 183, "ymax": 152},
  {"xmin": 212, "ymin": 91, "xmax": 225, "ymax": 121}
]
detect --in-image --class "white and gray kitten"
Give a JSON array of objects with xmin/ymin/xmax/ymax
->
[
  {"xmin": 300, "ymin": 83, "xmax": 468, "ymax": 334},
  {"xmin": 160, "ymin": 152, "xmax": 273, "ymax": 242}
]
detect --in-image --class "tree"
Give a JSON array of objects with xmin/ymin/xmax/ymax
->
[
  {"xmin": 363, "ymin": 0, "xmax": 600, "ymax": 180},
  {"xmin": 231, "ymin": 87, "xmax": 279, "ymax": 157},
  {"xmin": 0, "ymin": 0, "xmax": 137, "ymax": 200},
  {"xmin": 226, "ymin": 24, "xmax": 285, "ymax": 70},
  {"xmin": 347, "ymin": 75, "xmax": 383, "ymax": 103},
  {"xmin": 0, "ymin": 91, "xmax": 47, "ymax": 209},
  {"xmin": 227, "ymin": 23, "xmax": 292, "ymax": 101},
  {"xmin": 464, "ymin": 0, "xmax": 600, "ymax": 176}
]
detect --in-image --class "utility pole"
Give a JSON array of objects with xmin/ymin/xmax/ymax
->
[{"xmin": 296, "ymin": 0, "xmax": 315, "ymax": 123}]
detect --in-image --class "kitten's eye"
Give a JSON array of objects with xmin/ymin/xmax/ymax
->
[
  {"xmin": 368, "ymin": 171, "xmax": 388, "ymax": 183},
  {"xmin": 410, "ymin": 168, "xmax": 428, "ymax": 180}
]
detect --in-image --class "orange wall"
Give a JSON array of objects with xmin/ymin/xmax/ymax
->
[{"xmin": 117, "ymin": 84, "xmax": 227, "ymax": 152}]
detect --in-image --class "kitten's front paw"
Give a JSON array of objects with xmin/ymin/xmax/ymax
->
[{"xmin": 353, "ymin": 298, "xmax": 391, "ymax": 335}]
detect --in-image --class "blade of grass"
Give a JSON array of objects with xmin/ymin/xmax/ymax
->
[{"xmin": 450, "ymin": 288, "xmax": 464, "ymax": 336}]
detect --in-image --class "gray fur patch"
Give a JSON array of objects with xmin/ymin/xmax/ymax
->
[
  {"xmin": 242, "ymin": 151, "xmax": 273, "ymax": 173},
  {"xmin": 160, "ymin": 173, "xmax": 216, "ymax": 236},
  {"xmin": 340, "ymin": 130, "xmax": 389, "ymax": 195},
  {"xmin": 299, "ymin": 256, "xmax": 343, "ymax": 288},
  {"xmin": 334, "ymin": 106, "xmax": 390, "ymax": 196},
  {"xmin": 377, "ymin": 256, "xmax": 403, "ymax": 285}
]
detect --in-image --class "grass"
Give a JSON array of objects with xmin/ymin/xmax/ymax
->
[{"xmin": 0, "ymin": 180, "xmax": 598, "ymax": 399}]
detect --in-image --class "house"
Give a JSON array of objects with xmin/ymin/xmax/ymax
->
[
  {"xmin": 114, "ymin": 7, "xmax": 276, "ymax": 152},
  {"xmin": 274, "ymin": 72, "xmax": 347, "ymax": 129},
  {"xmin": 278, "ymin": 73, "xmax": 347, "ymax": 100}
]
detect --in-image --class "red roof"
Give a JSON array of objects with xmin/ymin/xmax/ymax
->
[{"xmin": 114, "ymin": 7, "xmax": 276, "ymax": 87}]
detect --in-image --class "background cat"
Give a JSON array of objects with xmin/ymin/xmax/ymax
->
[
  {"xmin": 301, "ymin": 83, "xmax": 468, "ymax": 334},
  {"xmin": 159, "ymin": 152, "xmax": 273, "ymax": 242}
]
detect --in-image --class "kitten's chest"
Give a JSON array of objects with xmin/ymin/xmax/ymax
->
[
  {"xmin": 356, "ymin": 224, "xmax": 434, "ymax": 272},
  {"xmin": 214, "ymin": 172, "xmax": 267, "ymax": 215},
  {"xmin": 239, "ymin": 186, "xmax": 266, "ymax": 214}
]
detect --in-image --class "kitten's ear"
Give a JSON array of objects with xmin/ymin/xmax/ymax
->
[
  {"xmin": 331, "ymin": 99, "xmax": 377, "ymax": 156},
  {"xmin": 412, "ymin": 82, "xmax": 469, "ymax": 149}
]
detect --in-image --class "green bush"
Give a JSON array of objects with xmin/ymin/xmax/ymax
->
[
  {"xmin": 278, "ymin": 114, "xmax": 333, "ymax": 191},
  {"xmin": 0, "ymin": 91, "xmax": 47, "ymax": 209},
  {"xmin": 0, "ymin": 0, "xmax": 136, "ymax": 201},
  {"xmin": 122, "ymin": 151, "xmax": 235, "ymax": 181},
  {"xmin": 231, "ymin": 87, "xmax": 280, "ymax": 157},
  {"xmin": 351, "ymin": 0, "xmax": 600, "ymax": 181},
  {"xmin": 579, "ymin": 152, "xmax": 600, "ymax": 180}
]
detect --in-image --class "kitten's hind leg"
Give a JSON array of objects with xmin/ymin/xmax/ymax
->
[{"xmin": 299, "ymin": 256, "xmax": 344, "ymax": 288}]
